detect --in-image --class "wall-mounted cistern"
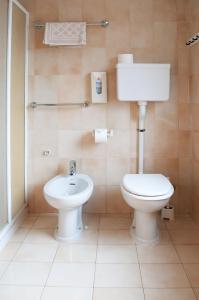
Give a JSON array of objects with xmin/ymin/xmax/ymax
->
[{"xmin": 116, "ymin": 53, "xmax": 174, "ymax": 244}]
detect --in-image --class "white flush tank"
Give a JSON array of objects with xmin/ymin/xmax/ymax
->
[{"xmin": 116, "ymin": 62, "xmax": 170, "ymax": 101}]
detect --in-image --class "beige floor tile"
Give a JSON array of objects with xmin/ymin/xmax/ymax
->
[
  {"xmin": 10, "ymin": 228, "xmax": 30, "ymax": 242},
  {"xmin": 33, "ymin": 216, "xmax": 58, "ymax": 229},
  {"xmin": 141, "ymin": 264, "xmax": 190, "ymax": 288},
  {"xmin": 0, "ymin": 286, "xmax": 43, "ymax": 300},
  {"xmin": 176, "ymin": 246, "xmax": 199, "ymax": 263},
  {"xmin": 99, "ymin": 215, "xmax": 131, "ymax": 230},
  {"xmin": 13, "ymin": 243, "xmax": 58, "ymax": 262},
  {"xmin": 69, "ymin": 230, "xmax": 98, "ymax": 245},
  {"xmin": 169, "ymin": 230, "xmax": 199, "ymax": 244},
  {"xmin": 183, "ymin": 264, "xmax": 199, "ymax": 287},
  {"xmin": 20, "ymin": 215, "xmax": 38, "ymax": 229},
  {"xmin": 83, "ymin": 214, "xmax": 100, "ymax": 229},
  {"xmin": 41, "ymin": 287, "xmax": 93, "ymax": 300},
  {"xmin": 144, "ymin": 288, "xmax": 196, "ymax": 300},
  {"xmin": 24, "ymin": 229, "xmax": 58, "ymax": 244},
  {"xmin": 97, "ymin": 245, "xmax": 138, "ymax": 263},
  {"xmin": 93, "ymin": 288, "xmax": 144, "ymax": 300},
  {"xmin": 0, "ymin": 243, "xmax": 21, "ymax": 261},
  {"xmin": 55, "ymin": 245, "xmax": 97, "ymax": 262},
  {"xmin": 0, "ymin": 262, "xmax": 9, "ymax": 278},
  {"xmin": 94, "ymin": 264, "xmax": 142, "ymax": 287},
  {"xmin": 0, "ymin": 262, "xmax": 51, "ymax": 285},
  {"xmin": 137, "ymin": 245, "xmax": 179, "ymax": 263},
  {"xmin": 47, "ymin": 263, "xmax": 95, "ymax": 287},
  {"xmin": 166, "ymin": 216, "xmax": 199, "ymax": 231},
  {"xmin": 158, "ymin": 230, "xmax": 172, "ymax": 245},
  {"xmin": 98, "ymin": 230, "xmax": 134, "ymax": 245}
]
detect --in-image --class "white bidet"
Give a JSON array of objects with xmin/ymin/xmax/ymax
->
[{"xmin": 43, "ymin": 174, "xmax": 93, "ymax": 241}]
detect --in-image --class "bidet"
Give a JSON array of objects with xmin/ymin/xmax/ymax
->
[{"xmin": 43, "ymin": 173, "xmax": 93, "ymax": 241}]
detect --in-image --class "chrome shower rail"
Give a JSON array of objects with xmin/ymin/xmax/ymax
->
[
  {"xmin": 30, "ymin": 101, "xmax": 89, "ymax": 108},
  {"xmin": 34, "ymin": 19, "xmax": 109, "ymax": 29}
]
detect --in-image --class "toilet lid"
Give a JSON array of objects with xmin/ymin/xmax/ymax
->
[{"xmin": 122, "ymin": 174, "xmax": 173, "ymax": 197}]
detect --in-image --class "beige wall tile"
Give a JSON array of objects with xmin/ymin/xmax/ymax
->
[{"xmin": 27, "ymin": 0, "xmax": 193, "ymax": 215}]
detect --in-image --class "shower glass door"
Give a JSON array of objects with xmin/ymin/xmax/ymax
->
[{"xmin": 0, "ymin": 0, "xmax": 9, "ymax": 230}]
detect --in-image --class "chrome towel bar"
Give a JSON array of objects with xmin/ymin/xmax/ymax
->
[
  {"xmin": 30, "ymin": 101, "xmax": 89, "ymax": 108},
  {"xmin": 34, "ymin": 19, "xmax": 109, "ymax": 30}
]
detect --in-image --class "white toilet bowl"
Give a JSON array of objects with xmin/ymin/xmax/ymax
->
[
  {"xmin": 43, "ymin": 174, "xmax": 93, "ymax": 241},
  {"xmin": 121, "ymin": 174, "xmax": 174, "ymax": 244}
]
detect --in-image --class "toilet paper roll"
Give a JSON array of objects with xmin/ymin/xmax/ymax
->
[{"xmin": 94, "ymin": 129, "xmax": 108, "ymax": 143}]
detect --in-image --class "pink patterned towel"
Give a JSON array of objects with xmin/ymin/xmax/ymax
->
[{"xmin": 44, "ymin": 22, "xmax": 86, "ymax": 46}]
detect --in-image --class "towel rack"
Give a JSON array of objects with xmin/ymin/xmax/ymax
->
[
  {"xmin": 30, "ymin": 101, "xmax": 90, "ymax": 108},
  {"xmin": 34, "ymin": 19, "xmax": 109, "ymax": 30}
]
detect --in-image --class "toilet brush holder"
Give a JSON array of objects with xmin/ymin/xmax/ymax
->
[{"xmin": 161, "ymin": 205, "xmax": 175, "ymax": 221}]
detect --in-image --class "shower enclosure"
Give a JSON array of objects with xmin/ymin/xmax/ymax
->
[{"xmin": 0, "ymin": 0, "xmax": 28, "ymax": 244}]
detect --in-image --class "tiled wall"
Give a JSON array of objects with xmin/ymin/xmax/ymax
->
[
  {"xmin": 22, "ymin": 0, "xmax": 193, "ymax": 215},
  {"xmin": 188, "ymin": 0, "xmax": 199, "ymax": 224}
]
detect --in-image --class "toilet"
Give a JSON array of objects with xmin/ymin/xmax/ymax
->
[{"xmin": 121, "ymin": 174, "xmax": 174, "ymax": 244}]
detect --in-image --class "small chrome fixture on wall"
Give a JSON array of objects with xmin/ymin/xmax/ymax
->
[{"xmin": 186, "ymin": 32, "xmax": 199, "ymax": 46}]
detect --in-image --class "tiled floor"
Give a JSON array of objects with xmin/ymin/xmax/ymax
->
[{"xmin": 0, "ymin": 213, "xmax": 199, "ymax": 299}]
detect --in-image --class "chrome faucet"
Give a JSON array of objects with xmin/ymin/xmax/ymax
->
[{"xmin": 69, "ymin": 160, "xmax": 76, "ymax": 176}]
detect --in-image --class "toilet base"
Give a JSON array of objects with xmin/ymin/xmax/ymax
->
[
  {"xmin": 55, "ymin": 207, "xmax": 83, "ymax": 241},
  {"xmin": 132, "ymin": 210, "xmax": 159, "ymax": 245}
]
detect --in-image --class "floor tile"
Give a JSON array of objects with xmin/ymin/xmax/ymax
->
[
  {"xmin": 0, "ymin": 262, "xmax": 9, "ymax": 278},
  {"xmin": 94, "ymin": 264, "xmax": 141, "ymax": 287},
  {"xmin": 183, "ymin": 264, "xmax": 199, "ymax": 287},
  {"xmin": 169, "ymin": 230, "xmax": 199, "ymax": 244},
  {"xmin": 93, "ymin": 288, "xmax": 144, "ymax": 300},
  {"xmin": 137, "ymin": 245, "xmax": 179, "ymax": 263},
  {"xmin": 33, "ymin": 216, "xmax": 58, "ymax": 229},
  {"xmin": 20, "ymin": 215, "xmax": 38, "ymax": 228},
  {"xmin": 158, "ymin": 230, "xmax": 172, "ymax": 245},
  {"xmin": 0, "ymin": 262, "xmax": 51, "ymax": 285},
  {"xmin": 13, "ymin": 243, "xmax": 58, "ymax": 262},
  {"xmin": 176, "ymin": 246, "xmax": 199, "ymax": 263},
  {"xmin": 83, "ymin": 214, "xmax": 100, "ymax": 229},
  {"xmin": 55, "ymin": 245, "xmax": 97, "ymax": 262},
  {"xmin": 97, "ymin": 245, "xmax": 138, "ymax": 263},
  {"xmin": 98, "ymin": 230, "xmax": 134, "ymax": 245},
  {"xmin": 144, "ymin": 288, "xmax": 196, "ymax": 300},
  {"xmin": 166, "ymin": 216, "xmax": 199, "ymax": 231},
  {"xmin": 0, "ymin": 243, "xmax": 21, "ymax": 261},
  {"xmin": 99, "ymin": 215, "xmax": 131, "ymax": 230},
  {"xmin": 24, "ymin": 229, "xmax": 57, "ymax": 244},
  {"xmin": 70, "ymin": 230, "xmax": 98, "ymax": 245},
  {"xmin": 0, "ymin": 286, "xmax": 43, "ymax": 300},
  {"xmin": 41, "ymin": 287, "xmax": 93, "ymax": 300},
  {"xmin": 140, "ymin": 264, "xmax": 190, "ymax": 288},
  {"xmin": 10, "ymin": 228, "xmax": 30, "ymax": 242},
  {"xmin": 47, "ymin": 263, "xmax": 95, "ymax": 287}
]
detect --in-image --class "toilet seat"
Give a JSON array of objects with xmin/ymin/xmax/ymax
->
[{"xmin": 122, "ymin": 174, "xmax": 173, "ymax": 198}]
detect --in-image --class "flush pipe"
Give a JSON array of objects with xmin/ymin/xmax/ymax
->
[{"xmin": 137, "ymin": 101, "xmax": 147, "ymax": 174}]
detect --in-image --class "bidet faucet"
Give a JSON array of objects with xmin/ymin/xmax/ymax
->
[{"xmin": 69, "ymin": 160, "xmax": 76, "ymax": 176}]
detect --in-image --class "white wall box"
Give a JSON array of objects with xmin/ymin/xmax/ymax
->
[{"xmin": 91, "ymin": 72, "xmax": 107, "ymax": 103}]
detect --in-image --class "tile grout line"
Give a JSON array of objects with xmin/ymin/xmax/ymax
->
[
  {"xmin": 166, "ymin": 221, "xmax": 197, "ymax": 299},
  {"xmin": 92, "ymin": 214, "xmax": 100, "ymax": 300},
  {"xmin": 0, "ymin": 216, "xmax": 39, "ymax": 283},
  {"xmin": 39, "ymin": 232, "xmax": 60, "ymax": 300},
  {"xmin": 135, "ymin": 240, "xmax": 146, "ymax": 300}
]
